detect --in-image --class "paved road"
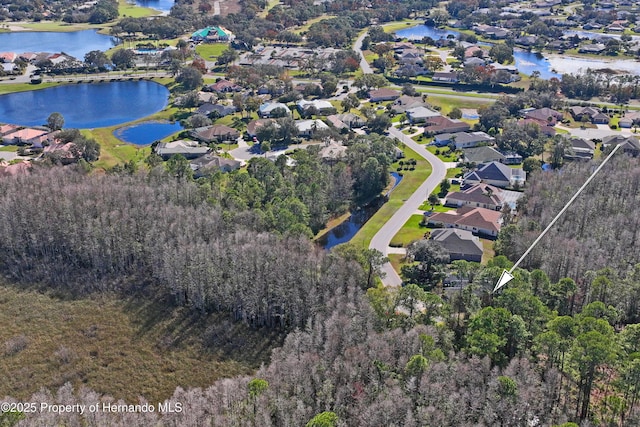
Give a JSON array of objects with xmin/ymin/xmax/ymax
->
[
  {"xmin": 369, "ymin": 127, "xmax": 447, "ymax": 286},
  {"xmin": 353, "ymin": 32, "xmax": 373, "ymax": 74}
]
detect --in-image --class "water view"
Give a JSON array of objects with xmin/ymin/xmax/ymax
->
[
  {"xmin": 546, "ymin": 54, "xmax": 640, "ymax": 76},
  {"xmin": 513, "ymin": 50, "xmax": 560, "ymax": 80},
  {"xmin": 135, "ymin": 0, "xmax": 175, "ymax": 12},
  {"xmin": 115, "ymin": 121, "xmax": 183, "ymax": 146},
  {"xmin": 319, "ymin": 172, "xmax": 403, "ymax": 249},
  {"xmin": 0, "ymin": 30, "xmax": 118, "ymax": 60},
  {"xmin": 0, "ymin": 81, "xmax": 170, "ymax": 129},
  {"xmin": 395, "ymin": 24, "xmax": 459, "ymax": 41}
]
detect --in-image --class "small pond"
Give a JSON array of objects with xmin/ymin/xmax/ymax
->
[
  {"xmin": 318, "ymin": 173, "xmax": 404, "ymax": 250},
  {"xmin": 0, "ymin": 30, "xmax": 118, "ymax": 60},
  {"xmin": 115, "ymin": 121, "xmax": 183, "ymax": 146},
  {"xmin": 135, "ymin": 0, "xmax": 175, "ymax": 12},
  {"xmin": 394, "ymin": 24, "xmax": 460, "ymax": 41},
  {"xmin": 513, "ymin": 49, "xmax": 561, "ymax": 80},
  {"xmin": 0, "ymin": 81, "xmax": 170, "ymax": 129}
]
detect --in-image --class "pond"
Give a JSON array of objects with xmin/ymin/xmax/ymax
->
[
  {"xmin": 114, "ymin": 121, "xmax": 183, "ymax": 146},
  {"xmin": 513, "ymin": 49, "xmax": 561, "ymax": 80},
  {"xmin": 0, "ymin": 81, "xmax": 170, "ymax": 129},
  {"xmin": 135, "ymin": 0, "xmax": 175, "ymax": 12},
  {"xmin": 546, "ymin": 54, "xmax": 640, "ymax": 76},
  {"xmin": 394, "ymin": 24, "xmax": 460, "ymax": 41},
  {"xmin": 0, "ymin": 30, "xmax": 118, "ymax": 60},
  {"xmin": 318, "ymin": 173, "xmax": 404, "ymax": 250}
]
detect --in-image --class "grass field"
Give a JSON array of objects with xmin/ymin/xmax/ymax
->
[
  {"xmin": 195, "ymin": 44, "xmax": 229, "ymax": 60},
  {"xmin": 382, "ymin": 19, "xmax": 421, "ymax": 34},
  {"xmin": 0, "ymin": 81, "xmax": 65, "ymax": 95},
  {"xmin": 0, "ymin": 284, "xmax": 279, "ymax": 403},
  {"xmin": 350, "ymin": 145, "xmax": 432, "ymax": 248},
  {"xmin": 118, "ymin": 0, "xmax": 161, "ymax": 18},
  {"xmin": 390, "ymin": 214, "xmax": 429, "ymax": 247}
]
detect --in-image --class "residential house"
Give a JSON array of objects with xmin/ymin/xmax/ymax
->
[
  {"xmin": 191, "ymin": 125, "xmax": 240, "ymax": 143},
  {"xmin": 258, "ymin": 102, "xmax": 291, "ymax": 118},
  {"xmin": 295, "ymin": 119, "xmax": 329, "ymax": 137},
  {"xmin": 423, "ymin": 116, "xmax": 471, "ymax": 135},
  {"xmin": 296, "ymin": 99, "xmax": 336, "ymax": 117},
  {"xmin": 425, "ymin": 205, "xmax": 502, "ymax": 238},
  {"xmin": 619, "ymin": 112, "xmax": 640, "ymax": 128},
  {"xmin": 155, "ymin": 140, "xmax": 210, "ymax": 160},
  {"xmin": 524, "ymin": 107, "xmax": 564, "ymax": 126},
  {"xmin": 0, "ymin": 124, "xmax": 20, "ymax": 137},
  {"xmin": 463, "ymin": 146, "xmax": 506, "ymax": 164},
  {"xmin": 0, "ymin": 52, "xmax": 17, "ymax": 63},
  {"xmin": 406, "ymin": 106, "xmax": 440, "ymax": 124},
  {"xmin": 395, "ymin": 64, "xmax": 428, "ymax": 77},
  {"xmin": 392, "ymin": 95, "xmax": 426, "ymax": 113},
  {"xmin": 326, "ymin": 115, "xmax": 349, "ymax": 130},
  {"xmin": 518, "ymin": 118, "xmax": 556, "ymax": 136},
  {"xmin": 190, "ymin": 154, "xmax": 241, "ymax": 177},
  {"xmin": 368, "ymin": 88, "xmax": 401, "ymax": 102},
  {"xmin": 565, "ymin": 137, "xmax": 595, "ymax": 160},
  {"xmin": 196, "ymin": 103, "xmax": 237, "ymax": 117},
  {"xmin": 592, "ymin": 112, "xmax": 610, "ymax": 124},
  {"xmin": 434, "ymin": 131, "xmax": 494, "ymax": 149},
  {"xmin": 445, "ymin": 183, "xmax": 505, "ymax": 211},
  {"xmin": 578, "ymin": 44, "xmax": 606, "ymax": 54},
  {"xmin": 463, "ymin": 161, "xmax": 526, "ymax": 188},
  {"xmin": 336, "ymin": 113, "xmax": 365, "ymax": 128},
  {"xmin": 430, "ymin": 229, "xmax": 484, "ymax": 262},
  {"xmin": 602, "ymin": 135, "xmax": 640, "ymax": 157},
  {"xmin": 432, "ymin": 72, "xmax": 459, "ymax": 83},
  {"xmin": 503, "ymin": 152, "xmax": 523, "ymax": 165},
  {"xmin": 319, "ymin": 141, "xmax": 347, "ymax": 162},
  {"xmin": 1, "ymin": 128, "xmax": 49, "ymax": 145},
  {"xmin": 247, "ymin": 119, "xmax": 275, "ymax": 137},
  {"xmin": 472, "ymin": 24, "xmax": 508, "ymax": 39},
  {"xmin": 208, "ymin": 79, "xmax": 241, "ymax": 93}
]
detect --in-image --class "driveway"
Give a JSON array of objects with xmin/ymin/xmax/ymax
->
[
  {"xmin": 369, "ymin": 127, "xmax": 447, "ymax": 286},
  {"xmin": 353, "ymin": 32, "xmax": 373, "ymax": 74}
]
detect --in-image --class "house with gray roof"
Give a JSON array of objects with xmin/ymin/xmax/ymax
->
[
  {"xmin": 463, "ymin": 146, "xmax": 506, "ymax": 164},
  {"xmin": 430, "ymin": 229, "xmax": 484, "ymax": 262},
  {"xmin": 258, "ymin": 102, "xmax": 291, "ymax": 118},
  {"xmin": 190, "ymin": 154, "xmax": 241, "ymax": 177},
  {"xmin": 196, "ymin": 103, "xmax": 237, "ymax": 117},
  {"xmin": 463, "ymin": 161, "xmax": 526, "ymax": 188},
  {"xmin": 191, "ymin": 125, "xmax": 239, "ymax": 143},
  {"xmin": 435, "ymin": 131, "xmax": 494, "ymax": 149},
  {"xmin": 406, "ymin": 106, "xmax": 441, "ymax": 124},
  {"xmin": 155, "ymin": 140, "xmax": 210, "ymax": 160},
  {"xmin": 602, "ymin": 135, "xmax": 640, "ymax": 157},
  {"xmin": 295, "ymin": 119, "xmax": 329, "ymax": 137},
  {"xmin": 565, "ymin": 137, "xmax": 595, "ymax": 160}
]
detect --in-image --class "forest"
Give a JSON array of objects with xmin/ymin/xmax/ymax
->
[{"xmin": 4, "ymin": 156, "xmax": 640, "ymax": 426}]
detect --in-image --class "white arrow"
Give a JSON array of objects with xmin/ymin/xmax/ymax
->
[
  {"xmin": 494, "ymin": 269, "xmax": 514, "ymax": 292},
  {"xmin": 492, "ymin": 143, "xmax": 622, "ymax": 293}
]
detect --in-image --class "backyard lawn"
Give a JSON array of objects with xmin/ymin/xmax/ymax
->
[
  {"xmin": 195, "ymin": 44, "xmax": 229, "ymax": 60},
  {"xmin": 390, "ymin": 214, "xmax": 429, "ymax": 247}
]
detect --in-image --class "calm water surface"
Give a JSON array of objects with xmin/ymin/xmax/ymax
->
[
  {"xmin": 0, "ymin": 30, "xmax": 118, "ymax": 59},
  {"xmin": 115, "ymin": 121, "xmax": 183, "ymax": 145},
  {"xmin": 135, "ymin": 0, "xmax": 175, "ymax": 12},
  {"xmin": 0, "ymin": 81, "xmax": 170, "ymax": 129}
]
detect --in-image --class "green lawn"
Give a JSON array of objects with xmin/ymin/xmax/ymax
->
[
  {"xmin": 350, "ymin": 145, "xmax": 432, "ymax": 248},
  {"xmin": 195, "ymin": 44, "xmax": 229, "ymax": 60},
  {"xmin": 0, "ymin": 81, "xmax": 65, "ymax": 95},
  {"xmin": 0, "ymin": 145, "xmax": 18, "ymax": 152},
  {"xmin": 382, "ymin": 19, "xmax": 421, "ymax": 34},
  {"xmin": 118, "ymin": 0, "xmax": 160, "ymax": 17},
  {"xmin": 426, "ymin": 145, "xmax": 460, "ymax": 162},
  {"xmin": 390, "ymin": 214, "xmax": 429, "ymax": 247}
]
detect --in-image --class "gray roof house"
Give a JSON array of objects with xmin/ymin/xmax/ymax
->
[
  {"xmin": 463, "ymin": 146, "xmax": 506, "ymax": 164},
  {"xmin": 464, "ymin": 161, "xmax": 526, "ymax": 188},
  {"xmin": 406, "ymin": 106, "xmax": 440, "ymax": 123},
  {"xmin": 295, "ymin": 119, "xmax": 329, "ymax": 137},
  {"xmin": 190, "ymin": 154, "xmax": 241, "ymax": 177},
  {"xmin": 196, "ymin": 103, "xmax": 237, "ymax": 117},
  {"xmin": 602, "ymin": 135, "xmax": 640, "ymax": 157},
  {"xmin": 434, "ymin": 131, "xmax": 494, "ymax": 149},
  {"xmin": 430, "ymin": 229, "xmax": 484, "ymax": 263},
  {"xmin": 565, "ymin": 137, "xmax": 595, "ymax": 160},
  {"xmin": 258, "ymin": 102, "xmax": 291, "ymax": 118},
  {"xmin": 155, "ymin": 140, "xmax": 210, "ymax": 160}
]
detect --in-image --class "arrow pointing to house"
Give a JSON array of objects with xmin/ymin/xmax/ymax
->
[{"xmin": 493, "ymin": 143, "xmax": 622, "ymax": 293}]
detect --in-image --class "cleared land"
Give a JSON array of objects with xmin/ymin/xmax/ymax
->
[{"xmin": 0, "ymin": 284, "xmax": 281, "ymax": 403}]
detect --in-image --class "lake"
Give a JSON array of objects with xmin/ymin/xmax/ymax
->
[
  {"xmin": 135, "ymin": 0, "xmax": 175, "ymax": 12},
  {"xmin": 115, "ymin": 121, "xmax": 183, "ymax": 145},
  {"xmin": 0, "ymin": 81, "xmax": 170, "ymax": 129},
  {"xmin": 0, "ymin": 30, "xmax": 118, "ymax": 60}
]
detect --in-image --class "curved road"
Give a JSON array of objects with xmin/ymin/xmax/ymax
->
[
  {"xmin": 354, "ymin": 32, "xmax": 373, "ymax": 74},
  {"xmin": 370, "ymin": 127, "xmax": 447, "ymax": 286}
]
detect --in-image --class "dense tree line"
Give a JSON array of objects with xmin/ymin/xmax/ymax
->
[{"xmin": 0, "ymin": 168, "xmax": 360, "ymax": 329}]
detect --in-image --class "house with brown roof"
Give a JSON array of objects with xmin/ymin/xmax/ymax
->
[
  {"xmin": 247, "ymin": 119, "xmax": 275, "ymax": 137},
  {"xmin": 0, "ymin": 124, "xmax": 20, "ymax": 137},
  {"xmin": 1, "ymin": 128, "xmax": 49, "ymax": 145},
  {"xmin": 423, "ymin": 116, "xmax": 471, "ymax": 135},
  {"xmin": 368, "ymin": 88, "xmax": 401, "ymax": 102},
  {"xmin": 425, "ymin": 205, "xmax": 502, "ymax": 238},
  {"xmin": 208, "ymin": 79, "xmax": 241, "ymax": 93},
  {"xmin": 430, "ymin": 229, "xmax": 484, "ymax": 262},
  {"xmin": 524, "ymin": 107, "xmax": 563, "ymax": 126},
  {"xmin": 444, "ymin": 183, "xmax": 505, "ymax": 211},
  {"xmin": 190, "ymin": 125, "xmax": 240, "ymax": 143},
  {"xmin": 518, "ymin": 118, "xmax": 556, "ymax": 137}
]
